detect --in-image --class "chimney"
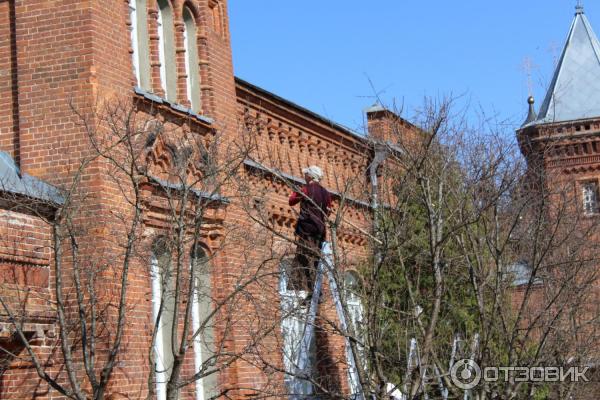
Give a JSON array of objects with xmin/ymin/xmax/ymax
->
[
  {"xmin": 366, "ymin": 102, "xmax": 425, "ymax": 152},
  {"xmin": 365, "ymin": 102, "xmax": 397, "ymax": 143}
]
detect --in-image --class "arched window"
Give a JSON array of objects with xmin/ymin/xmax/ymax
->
[
  {"xmin": 343, "ymin": 271, "xmax": 366, "ymax": 371},
  {"xmin": 190, "ymin": 246, "xmax": 212, "ymax": 400},
  {"xmin": 183, "ymin": 7, "xmax": 201, "ymax": 112},
  {"xmin": 151, "ymin": 238, "xmax": 175, "ymax": 400},
  {"xmin": 128, "ymin": 0, "xmax": 150, "ymax": 89},
  {"xmin": 343, "ymin": 271, "xmax": 363, "ymax": 331},
  {"xmin": 157, "ymin": 0, "xmax": 177, "ymax": 101}
]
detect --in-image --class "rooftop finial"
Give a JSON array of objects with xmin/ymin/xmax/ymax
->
[
  {"xmin": 576, "ymin": 0, "xmax": 584, "ymax": 14},
  {"xmin": 523, "ymin": 96, "xmax": 537, "ymax": 126}
]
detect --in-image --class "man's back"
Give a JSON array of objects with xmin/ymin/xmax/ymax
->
[{"xmin": 297, "ymin": 182, "xmax": 331, "ymax": 240}]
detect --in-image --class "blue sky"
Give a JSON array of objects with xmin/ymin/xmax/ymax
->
[{"xmin": 229, "ymin": 1, "xmax": 599, "ymax": 135}]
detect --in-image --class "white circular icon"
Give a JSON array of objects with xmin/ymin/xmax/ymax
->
[{"xmin": 450, "ymin": 358, "xmax": 481, "ymax": 390}]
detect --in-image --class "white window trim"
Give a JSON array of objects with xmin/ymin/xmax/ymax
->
[
  {"xmin": 343, "ymin": 272, "xmax": 366, "ymax": 394},
  {"xmin": 151, "ymin": 254, "xmax": 167, "ymax": 400},
  {"xmin": 191, "ymin": 258, "xmax": 206, "ymax": 400},
  {"xmin": 157, "ymin": 6, "xmax": 168, "ymax": 97},
  {"xmin": 129, "ymin": 0, "xmax": 140, "ymax": 86},
  {"xmin": 183, "ymin": 20, "xmax": 192, "ymax": 106},
  {"xmin": 582, "ymin": 181, "xmax": 599, "ymax": 215},
  {"xmin": 183, "ymin": 8, "xmax": 201, "ymax": 112}
]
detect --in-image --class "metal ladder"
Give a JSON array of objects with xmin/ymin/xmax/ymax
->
[{"xmin": 290, "ymin": 241, "xmax": 364, "ymax": 399}]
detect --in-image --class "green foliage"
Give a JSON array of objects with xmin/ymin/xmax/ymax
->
[{"xmin": 364, "ymin": 189, "xmax": 484, "ymax": 384}]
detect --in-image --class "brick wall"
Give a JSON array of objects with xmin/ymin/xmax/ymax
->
[
  {"xmin": 0, "ymin": 208, "xmax": 54, "ymax": 398},
  {"xmin": 0, "ymin": 1, "xmax": 17, "ymax": 160},
  {"xmin": 0, "ymin": 0, "xmax": 397, "ymax": 398}
]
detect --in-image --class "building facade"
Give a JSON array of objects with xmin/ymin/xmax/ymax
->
[
  {"xmin": 516, "ymin": 6, "xmax": 600, "ymax": 391},
  {"xmin": 0, "ymin": 1, "xmax": 410, "ymax": 398}
]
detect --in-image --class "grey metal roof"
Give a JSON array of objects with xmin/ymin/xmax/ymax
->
[
  {"xmin": 529, "ymin": 8, "xmax": 600, "ymax": 126},
  {"xmin": 134, "ymin": 87, "xmax": 214, "ymax": 125},
  {"xmin": 0, "ymin": 152, "xmax": 63, "ymax": 205},
  {"xmin": 147, "ymin": 175, "xmax": 229, "ymax": 203}
]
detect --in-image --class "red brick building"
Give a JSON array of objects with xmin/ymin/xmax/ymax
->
[
  {"xmin": 0, "ymin": 1, "xmax": 410, "ymax": 398},
  {"xmin": 515, "ymin": 5, "xmax": 600, "ymax": 383}
]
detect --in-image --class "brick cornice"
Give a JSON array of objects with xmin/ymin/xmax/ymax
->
[{"xmin": 236, "ymin": 80, "xmax": 368, "ymax": 155}]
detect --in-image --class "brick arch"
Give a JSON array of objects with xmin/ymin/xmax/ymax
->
[
  {"xmin": 151, "ymin": 234, "xmax": 172, "ymax": 255},
  {"xmin": 181, "ymin": 0, "xmax": 201, "ymax": 24},
  {"xmin": 150, "ymin": 0, "xmax": 176, "ymax": 11},
  {"xmin": 190, "ymin": 241, "xmax": 213, "ymax": 259},
  {"xmin": 145, "ymin": 136, "xmax": 175, "ymax": 178},
  {"xmin": 144, "ymin": 130, "xmax": 206, "ymax": 182}
]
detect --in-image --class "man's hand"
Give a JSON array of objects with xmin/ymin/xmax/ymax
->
[{"xmin": 289, "ymin": 186, "xmax": 308, "ymax": 206}]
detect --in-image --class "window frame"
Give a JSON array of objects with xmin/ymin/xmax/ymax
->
[
  {"xmin": 581, "ymin": 179, "xmax": 600, "ymax": 215},
  {"xmin": 190, "ymin": 246, "xmax": 213, "ymax": 400},
  {"xmin": 129, "ymin": 0, "xmax": 151, "ymax": 89},
  {"xmin": 183, "ymin": 7, "xmax": 201, "ymax": 113},
  {"xmin": 150, "ymin": 239, "xmax": 175, "ymax": 400},
  {"xmin": 343, "ymin": 271, "xmax": 366, "ymax": 366},
  {"xmin": 156, "ymin": 0, "xmax": 177, "ymax": 101}
]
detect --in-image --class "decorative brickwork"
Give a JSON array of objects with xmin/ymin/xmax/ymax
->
[{"xmin": 0, "ymin": 1, "xmax": 421, "ymax": 398}]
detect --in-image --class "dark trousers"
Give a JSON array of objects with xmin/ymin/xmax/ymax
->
[{"xmin": 287, "ymin": 233, "xmax": 324, "ymax": 293}]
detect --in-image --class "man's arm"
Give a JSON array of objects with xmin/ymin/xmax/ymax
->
[{"xmin": 289, "ymin": 186, "xmax": 308, "ymax": 206}]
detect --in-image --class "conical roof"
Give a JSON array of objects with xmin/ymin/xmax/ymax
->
[{"xmin": 530, "ymin": 7, "xmax": 600, "ymax": 126}]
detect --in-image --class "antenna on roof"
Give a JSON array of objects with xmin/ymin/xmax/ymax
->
[
  {"xmin": 576, "ymin": 0, "xmax": 584, "ymax": 14},
  {"xmin": 521, "ymin": 56, "xmax": 536, "ymax": 96}
]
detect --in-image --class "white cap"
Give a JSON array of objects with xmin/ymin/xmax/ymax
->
[{"xmin": 302, "ymin": 165, "xmax": 323, "ymax": 182}]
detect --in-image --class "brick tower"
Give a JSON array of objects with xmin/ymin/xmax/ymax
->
[
  {"xmin": 517, "ymin": 5, "xmax": 600, "ymax": 215},
  {"xmin": 516, "ymin": 5, "xmax": 600, "ymax": 384},
  {"xmin": 0, "ymin": 0, "xmax": 238, "ymax": 398}
]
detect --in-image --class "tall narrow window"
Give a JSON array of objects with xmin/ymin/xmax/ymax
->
[
  {"xmin": 343, "ymin": 271, "xmax": 366, "ymax": 393},
  {"xmin": 343, "ymin": 272, "xmax": 363, "ymax": 335},
  {"xmin": 582, "ymin": 181, "xmax": 599, "ymax": 214},
  {"xmin": 129, "ymin": 0, "xmax": 150, "ymax": 89},
  {"xmin": 151, "ymin": 239, "xmax": 175, "ymax": 400},
  {"xmin": 191, "ymin": 246, "xmax": 213, "ymax": 400},
  {"xmin": 183, "ymin": 7, "xmax": 201, "ymax": 112},
  {"xmin": 157, "ymin": 0, "xmax": 177, "ymax": 101}
]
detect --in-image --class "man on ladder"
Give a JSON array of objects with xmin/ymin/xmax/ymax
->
[
  {"xmin": 286, "ymin": 165, "xmax": 365, "ymax": 399},
  {"xmin": 288, "ymin": 165, "xmax": 332, "ymax": 300}
]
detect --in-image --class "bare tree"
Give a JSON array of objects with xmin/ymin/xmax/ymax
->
[
  {"xmin": 0, "ymin": 95, "xmax": 292, "ymax": 400},
  {"xmin": 335, "ymin": 98, "xmax": 600, "ymax": 400},
  {"xmin": 2, "ymin": 92, "xmax": 598, "ymax": 400}
]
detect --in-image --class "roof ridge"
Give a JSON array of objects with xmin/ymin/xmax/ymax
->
[
  {"xmin": 581, "ymin": 13, "xmax": 600, "ymax": 65},
  {"xmin": 531, "ymin": 11, "xmax": 600, "ymax": 126}
]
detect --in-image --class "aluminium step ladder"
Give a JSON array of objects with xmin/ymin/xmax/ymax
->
[{"xmin": 284, "ymin": 241, "xmax": 364, "ymax": 399}]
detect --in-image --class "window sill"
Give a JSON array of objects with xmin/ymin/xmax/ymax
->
[{"xmin": 133, "ymin": 87, "xmax": 213, "ymax": 125}]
